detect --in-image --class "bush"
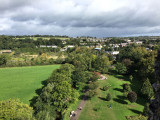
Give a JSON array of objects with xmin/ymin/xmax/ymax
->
[
  {"xmin": 88, "ymin": 82, "xmax": 99, "ymax": 90},
  {"xmin": 126, "ymin": 115, "xmax": 148, "ymax": 120},
  {"xmin": 103, "ymin": 85, "xmax": 110, "ymax": 91},
  {"xmin": 127, "ymin": 91, "xmax": 137, "ymax": 103},
  {"xmin": 93, "ymin": 107, "xmax": 100, "ymax": 111},
  {"xmin": 86, "ymin": 90, "xmax": 97, "ymax": 98},
  {"xmin": 123, "ymin": 83, "xmax": 132, "ymax": 92},
  {"xmin": 123, "ymin": 91, "xmax": 128, "ymax": 98},
  {"xmin": 106, "ymin": 93, "xmax": 111, "ymax": 101}
]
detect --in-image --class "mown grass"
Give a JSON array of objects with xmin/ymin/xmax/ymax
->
[
  {"xmin": 78, "ymin": 75, "xmax": 145, "ymax": 120},
  {"xmin": 0, "ymin": 65, "xmax": 60, "ymax": 104}
]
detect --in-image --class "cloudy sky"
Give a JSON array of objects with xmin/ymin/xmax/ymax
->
[{"xmin": 0, "ymin": 0, "xmax": 160, "ymax": 37}]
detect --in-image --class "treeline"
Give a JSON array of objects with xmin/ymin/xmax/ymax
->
[
  {"xmin": 0, "ymin": 36, "xmax": 63, "ymax": 49},
  {"xmin": 115, "ymin": 46, "xmax": 156, "ymax": 101},
  {"xmin": 0, "ymin": 53, "xmax": 65, "ymax": 67}
]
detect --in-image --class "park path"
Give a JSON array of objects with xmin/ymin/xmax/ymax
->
[
  {"xmin": 70, "ymin": 75, "xmax": 107, "ymax": 120},
  {"xmin": 70, "ymin": 93, "xmax": 88, "ymax": 120}
]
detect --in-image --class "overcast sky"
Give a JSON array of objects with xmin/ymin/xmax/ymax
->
[{"xmin": 0, "ymin": 0, "xmax": 160, "ymax": 37}]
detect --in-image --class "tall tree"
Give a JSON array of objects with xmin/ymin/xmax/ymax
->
[{"xmin": 141, "ymin": 78, "xmax": 154, "ymax": 99}]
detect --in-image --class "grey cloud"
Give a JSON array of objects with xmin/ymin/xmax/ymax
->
[{"xmin": 0, "ymin": 0, "xmax": 160, "ymax": 37}]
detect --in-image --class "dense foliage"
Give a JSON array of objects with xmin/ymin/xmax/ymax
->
[{"xmin": 0, "ymin": 99, "xmax": 33, "ymax": 120}]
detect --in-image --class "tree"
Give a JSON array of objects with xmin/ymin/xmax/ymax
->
[
  {"xmin": 106, "ymin": 93, "xmax": 111, "ymax": 101},
  {"xmin": 0, "ymin": 54, "xmax": 9, "ymax": 65},
  {"xmin": 115, "ymin": 62, "xmax": 127, "ymax": 74},
  {"xmin": 122, "ymin": 58, "xmax": 132, "ymax": 67},
  {"xmin": 129, "ymin": 75, "xmax": 133, "ymax": 81},
  {"xmin": 90, "ymin": 71, "xmax": 100, "ymax": 82},
  {"xmin": 127, "ymin": 91, "xmax": 137, "ymax": 103},
  {"xmin": 94, "ymin": 55, "xmax": 110, "ymax": 74},
  {"xmin": 123, "ymin": 83, "xmax": 132, "ymax": 92},
  {"xmin": 88, "ymin": 82, "xmax": 99, "ymax": 90},
  {"xmin": 0, "ymin": 99, "xmax": 33, "ymax": 120},
  {"xmin": 141, "ymin": 78, "xmax": 154, "ymax": 99},
  {"xmin": 86, "ymin": 90, "xmax": 97, "ymax": 99},
  {"xmin": 38, "ymin": 82, "xmax": 79, "ymax": 113}
]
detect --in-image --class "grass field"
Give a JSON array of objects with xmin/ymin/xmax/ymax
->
[
  {"xmin": 0, "ymin": 65, "xmax": 60, "ymax": 104},
  {"xmin": 78, "ymin": 75, "xmax": 145, "ymax": 120}
]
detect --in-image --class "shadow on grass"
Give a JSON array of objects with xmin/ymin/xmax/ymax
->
[
  {"xmin": 30, "ymin": 96, "xmax": 38, "ymax": 108},
  {"xmin": 113, "ymin": 98, "xmax": 128, "ymax": 104},
  {"xmin": 29, "ymin": 79, "xmax": 48, "ymax": 107},
  {"xmin": 113, "ymin": 88, "xmax": 123, "ymax": 92},
  {"xmin": 117, "ymin": 95, "xmax": 126, "ymax": 100},
  {"xmin": 99, "ymin": 88, "xmax": 108, "ymax": 91},
  {"xmin": 129, "ymin": 109, "xmax": 142, "ymax": 114},
  {"xmin": 113, "ymin": 73, "xmax": 148, "ymax": 106},
  {"xmin": 98, "ymin": 97, "xmax": 106, "ymax": 101}
]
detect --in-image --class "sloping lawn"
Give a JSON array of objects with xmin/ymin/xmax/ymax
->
[
  {"xmin": 0, "ymin": 65, "xmax": 60, "ymax": 104},
  {"xmin": 78, "ymin": 75, "xmax": 145, "ymax": 120}
]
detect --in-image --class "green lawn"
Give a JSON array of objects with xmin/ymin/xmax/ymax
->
[
  {"xmin": 0, "ymin": 65, "xmax": 60, "ymax": 104},
  {"xmin": 78, "ymin": 75, "xmax": 145, "ymax": 120}
]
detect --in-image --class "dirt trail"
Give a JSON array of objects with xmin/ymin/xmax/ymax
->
[{"xmin": 70, "ymin": 95, "xmax": 88, "ymax": 120}]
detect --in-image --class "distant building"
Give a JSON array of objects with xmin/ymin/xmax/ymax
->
[
  {"xmin": 135, "ymin": 41, "xmax": 143, "ymax": 45},
  {"xmin": 0, "ymin": 50, "xmax": 12, "ymax": 54},
  {"xmin": 67, "ymin": 45, "xmax": 75, "ymax": 48},
  {"xmin": 95, "ymin": 48, "xmax": 101, "ymax": 51},
  {"xmin": 106, "ymin": 51, "xmax": 119, "ymax": 55},
  {"xmin": 111, "ymin": 51, "xmax": 119, "ymax": 55},
  {"xmin": 40, "ymin": 45, "xmax": 57, "ymax": 48},
  {"xmin": 120, "ymin": 43, "xmax": 128, "ymax": 47}
]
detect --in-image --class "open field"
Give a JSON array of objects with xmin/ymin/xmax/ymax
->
[
  {"xmin": 0, "ymin": 65, "xmax": 60, "ymax": 104},
  {"xmin": 78, "ymin": 75, "xmax": 145, "ymax": 120}
]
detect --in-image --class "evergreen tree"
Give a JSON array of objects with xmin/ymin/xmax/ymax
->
[
  {"xmin": 106, "ymin": 93, "xmax": 111, "ymax": 101},
  {"xmin": 141, "ymin": 78, "xmax": 154, "ymax": 99}
]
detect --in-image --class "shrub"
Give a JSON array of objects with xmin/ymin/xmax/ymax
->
[
  {"xmin": 106, "ymin": 93, "xmax": 111, "ymax": 101},
  {"xmin": 127, "ymin": 91, "xmax": 137, "ymax": 103},
  {"xmin": 103, "ymin": 85, "xmax": 110, "ymax": 91},
  {"xmin": 86, "ymin": 90, "xmax": 97, "ymax": 99},
  {"xmin": 93, "ymin": 107, "xmax": 100, "ymax": 111},
  {"xmin": 129, "ymin": 75, "xmax": 133, "ymax": 81},
  {"xmin": 123, "ymin": 91, "xmax": 128, "ymax": 98},
  {"xmin": 88, "ymin": 82, "xmax": 99, "ymax": 90},
  {"xmin": 123, "ymin": 83, "xmax": 132, "ymax": 92}
]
